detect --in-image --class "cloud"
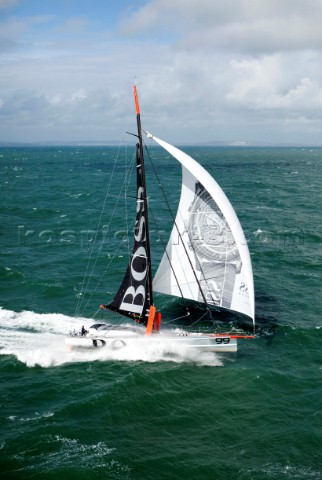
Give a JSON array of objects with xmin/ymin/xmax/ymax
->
[
  {"xmin": 0, "ymin": 15, "xmax": 56, "ymax": 53},
  {"xmin": 0, "ymin": 86, "xmax": 124, "ymax": 141},
  {"xmin": 116, "ymin": 0, "xmax": 322, "ymax": 143},
  {"xmin": 120, "ymin": 0, "xmax": 322, "ymax": 53},
  {"xmin": 0, "ymin": 0, "xmax": 19, "ymax": 10},
  {"xmin": 0, "ymin": 0, "xmax": 322, "ymax": 144},
  {"xmin": 227, "ymin": 53, "xmax": 322, "ymax": 111},
  {"xmin": 1, "ymin": 45, "xmax": 322, "ymax": 144}
]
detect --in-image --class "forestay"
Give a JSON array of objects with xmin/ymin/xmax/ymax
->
[{"xmin": 147, "ymin": 133, "xmax": 255, "ymax": 324}]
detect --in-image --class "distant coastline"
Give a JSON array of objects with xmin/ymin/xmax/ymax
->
[{"xmin": 0, "ymin": 140, "xmax": 321, "ymax": 147}]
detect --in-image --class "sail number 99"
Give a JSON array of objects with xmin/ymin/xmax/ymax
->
[{"xmin": 215, "ymin": 337, "xmax": 230, "ymax": 344}]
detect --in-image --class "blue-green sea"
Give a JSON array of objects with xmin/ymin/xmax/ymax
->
[{"xmin": 1, "ymin": 144, "xmax": 322, "ymax": 479}]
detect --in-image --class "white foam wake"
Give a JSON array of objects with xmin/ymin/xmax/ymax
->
[{"xmin": 0, "ymin": 308, "xmax": 222, "ymax": 368}]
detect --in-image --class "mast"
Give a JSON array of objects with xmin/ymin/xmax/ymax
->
[
  {"xmin": 133, "ymin": 86, "xmax": 154, "ymax": 309},
  {"xmin": 103, "ymin": 87, "xmax": 154, "ymax": 324}
]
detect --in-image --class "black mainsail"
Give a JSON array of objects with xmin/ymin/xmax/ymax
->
[{"xmin": 105, "ymin": 87, "xmax": 153, "ymax": 324}]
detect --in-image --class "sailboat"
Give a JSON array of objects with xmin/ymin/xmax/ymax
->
[{"xmin": 65, "ymin": 86, "xmax": 255, "ymax": 353}]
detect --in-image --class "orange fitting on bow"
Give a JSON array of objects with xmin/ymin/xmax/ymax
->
[
  {"xmin": 133, "ymin": 85, "xmax": 140, "ymax": 115},
  {"xmin": 146, "ymin": 305, "xmax": 156, "ymax": 335}
]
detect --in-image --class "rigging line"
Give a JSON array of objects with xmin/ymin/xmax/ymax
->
[
  {"xmin": 78, "ymin": 217, "xmax": 137, "ymax": 316},
  {"xmin": 91, "ymin": 308, "xmax": 102, "ymax": 319},
  {"xmin": 75, "ymin": 141, "xmax": 124, "ymax": 315},
  {"xmin": 221, "ymin": 228, "xmax": 230, "ymax": 307},
  {"xmin": 77, "ymin": 153, "xmax": 137, "ymax": 316},
  {"xmin": 123, "ymin": 146, "xmax": 132, "ymax": 273},
  {"xmin": 171, "ymin": 186, "xmax": 220, "ymax": 325},
  {"xmin": 144, "ymin": 143, "xmax": 215, "ymax": 322},
  {"xmin": 77, "ymin": 148, "xmax": 141, "ymax": 316},
  {"xmin": 91, "ymin": 144, "xmax": 134, "ymax": 286},
  {"xmin": 76, "ymin": 145, "xmax": 124, "ymax": 313},
  {"xmin": 162, "ymin": 312, "xmax": 191, "ymax": 325},
  {"xmin": 148, "ymin": 205, "xmax": 185, "ymax": 299},
  {"xmin": 187, "ymin": 309, "xmax": 210, "ymax": 328},
  {"xmin": 162, "ymin": 309, "xmax": 210, "ymax": 329},
  {"xmin": 76, "ymin": 145, "xmax": 136, "ymax": 315}
]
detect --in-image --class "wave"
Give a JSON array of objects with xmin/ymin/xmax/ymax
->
[
  {"xmin": 0, "ymin": 308, "xmax": 223, "ymax": 368},
  {"xmin": 6, "ymin": 434, "xmax": 125, "ymax": 476}
]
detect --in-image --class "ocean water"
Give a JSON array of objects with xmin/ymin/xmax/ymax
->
[{"xmin": 1, "ymin": 144, "xmax": 322, "ymax": 479}]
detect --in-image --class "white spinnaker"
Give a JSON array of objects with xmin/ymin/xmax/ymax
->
[{"xmin": 147, "ymin": 133, "xmax": 255, "ymax": 323}]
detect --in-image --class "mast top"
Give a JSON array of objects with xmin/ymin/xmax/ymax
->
[{"xmin": 133, "ymin": 85, "xmax": 140, "ymax": 115}]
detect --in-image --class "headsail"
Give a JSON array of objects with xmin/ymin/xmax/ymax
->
[
  {"xmin": 147, "ymin": 133, "xmax": 255, "ymax": 324},
  {"xmin": 106, "ymin": 88, "xmax": 153, "ymax": 324}
]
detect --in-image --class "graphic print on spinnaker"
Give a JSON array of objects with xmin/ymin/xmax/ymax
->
[{"xmin": 187, "ymin": 182, "xmax": 242, "ymax": 309}]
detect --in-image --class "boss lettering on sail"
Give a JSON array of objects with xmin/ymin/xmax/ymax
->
[
  {"xmin": 120, "ymin": 285, "xmax": 146, "ymax": 314},
  {"xmin": 120, "ymin": 186, "xmax": 148, "ymax": 315}
]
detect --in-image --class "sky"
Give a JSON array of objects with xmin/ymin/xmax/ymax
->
[{"xmin": 1, "ymin": 0, "xmax": 322, "ymax": 144}]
